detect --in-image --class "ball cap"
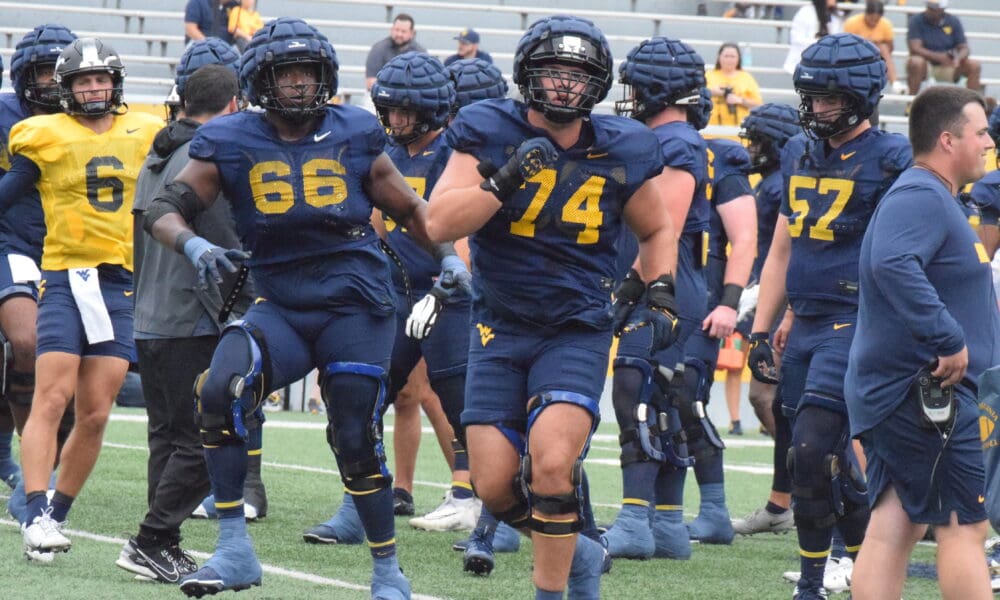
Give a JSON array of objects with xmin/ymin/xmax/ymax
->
[
  {"xmin": 455, "ymin": 28, "xmax": 480, "ymax": 44},
  {"xmin": 926, "ymin": 0, "xmax": 948, "ymax": 9}
]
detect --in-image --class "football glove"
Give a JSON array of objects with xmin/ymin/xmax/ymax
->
[
  {"xmin": 747, "ymin": 332, "xmax": 780, "ymax": 384},
  {"xmin": 480, "ymin": 137, "xmax": 559, "ymax": 201},
  {"xmin": 611, "ymin": 268, "xmax": 645, "ymax": 336}
]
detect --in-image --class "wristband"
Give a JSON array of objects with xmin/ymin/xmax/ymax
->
[{"xmin": 719, "ymin": 283, "xmax": 743, "ymax": 310}]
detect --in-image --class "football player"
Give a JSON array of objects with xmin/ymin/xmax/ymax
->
[
  {"xmin": 730, "ymin": 103, "xmax": 803, "ymax": 537},
  {"xmin": 601, "ymin": 36, "xmax": 708, "ymax": 561},
  {"xmin": 144, "ymin": 18, "xmax": 464, "ymax": 598},
  {"xmin": 746, "ymin": 33, "xmax": 912, "ymax": 599},
  {"xmin": 969, "ymin": 106, "xmax": 1000, "ymax": 257},
  {"xmin": 425, "ymin": 15, "xmax": 678, "ymax": 599},
  {"xmin": 0, "ymin": 36, "xmax": 163, "ymax": 558}
]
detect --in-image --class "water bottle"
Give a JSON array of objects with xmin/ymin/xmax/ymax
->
[{"xmin": 740, "ymin": 42, "xmax": 754, "ymax": 68}]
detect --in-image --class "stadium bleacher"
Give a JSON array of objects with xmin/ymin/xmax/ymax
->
[{"xmin": 0, "ymin": 0, "xmax": 998, "ymax": 132}]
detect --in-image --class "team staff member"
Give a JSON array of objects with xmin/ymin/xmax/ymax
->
[
  {"xmin": 0, "ymin": 37, "xmax": 162, "ymax": 556},
  {"xmin": 847, "ymin": 85, "xmax": 998, "ymax": 600}
]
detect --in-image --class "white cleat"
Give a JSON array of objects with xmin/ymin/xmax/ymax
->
[
  {"xmin": 782, "ymin": 556, "xmax": 852, "ymax": 594},
  {"xmin": 408, "ymin": 491, "xmax": 481, "ymax": 532},
  {"xmin": 22, "ymin": 510, "xmax": 70, "ymax": 554}
]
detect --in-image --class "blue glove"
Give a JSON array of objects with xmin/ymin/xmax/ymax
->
[
  {"xmin": 747, "ymin": 332, "xmax": 780, "ymax": 384},
  {"xmin": 480, "ymin": 137, "xmax": 559, "ymax": 201},
  {"xmin": 431, "ymin": 255, "xmax": 472, "ymax": 300},
  {"xmin": 621, "ymin": 274, "xmax": 680, "ymax": 353},
  {"xmin": 611, "ymin": 268, "xmax": 645, "ymax": 336},
  {"xmin": 182, "ymin": 235, "xmax": 250, "ymax": 289}
]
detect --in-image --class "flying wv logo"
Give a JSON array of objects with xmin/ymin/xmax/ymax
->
[
  {"xmin": 75, "ymin": 269, "xmax": 91, "ymax": 281},
  {"xmin": 476, "ymin": 323, "xmax": 495, "ymax": 347}
]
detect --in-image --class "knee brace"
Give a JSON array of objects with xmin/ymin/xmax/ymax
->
[
  {"xmin": 194, "ymin": 321, "xmax": 268, "ymax": 446},
  {"xmin": 514, "ymin": 390, "xmax": 599, "ymax": 536},
  {"xmin": 489, "ymin": 422, "xmax": 531, "ymax": 527},
  {"xmin": 613, "ymin": 356, "xmax": 669, "ymax": 466},
  {"xmin": 6, "ymin": 370, "xmax": 34, "ymax": 407},
  {"xmin": 787, "ymin": 444, "xmax": 864, "ymax": 530},
  {"xmin": 322, "ymin": 361, "xmax": 392, "ymax": 494},
  {"xmin": 0, "ymin": 328, "xmax": 13, "ymax": 395},
  {"xmin": 668, "ymin": 359, "xmax": 725, "ymax": 459}
]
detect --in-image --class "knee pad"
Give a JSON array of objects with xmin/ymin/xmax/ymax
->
[
  {"xmin": 788, "ymin": 445, "xmax": 864, "ymax": 530},
  {"xmin": 195, "ymin": 321, "xmax": 269, "ymax": 446},
  {"xmin": 614, "ymin": 357, "xmax": 669, "ymax": 466},
  {"xmin": 517, "ymin": 390, "xmax": 599, "ymax": 536},
  {"xmin": 322, "ymin": 361, "xmax": 392, "ymax": 494}
]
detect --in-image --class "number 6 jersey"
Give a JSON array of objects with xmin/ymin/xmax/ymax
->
[
  {"xmin": 779, "ymin": 128, "xmax": 912, "ymax": 316},
  {"xmin": 446, "ymin": 98, "xmax": 663, "ymax": 330},
  {"xmin": 9, "ymin": 111, "xmax": 162, "ymax": 271}
]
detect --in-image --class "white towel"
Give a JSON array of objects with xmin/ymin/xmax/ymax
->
[
  {"xmin": 7, "ymin": 254, "xmax": 41, "ymax": 284},
  {"xmin": 68, "ymin": 268, "xmax": 114, "ymax": 344}
]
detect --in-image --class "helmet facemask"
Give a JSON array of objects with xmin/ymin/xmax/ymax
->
[
  {"xmin": 255, "ymin": 58, "xmax": 334, "ymax": 124},
  {"xmin": 523, "ymin": 60, "xmax": 606, "ymax": 123},
  {"xmin": 23, "ymin": 63, "xmax": 61, "ymax": 114},
  {"xmin": 797, "ymin": 91, "xmax": 865, "ymax": 140}
]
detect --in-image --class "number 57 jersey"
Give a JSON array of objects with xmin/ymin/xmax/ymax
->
[
  {"xmin": 779, "ymin": 128, "xmax": 912, "ymax": 316},
  {"xmin": 9, "ymin": 111, "xmax": 162, "ymax": 271},
  {"xmin": 446, "ymin": 99, "xmax": 663, "ymax": 330}
]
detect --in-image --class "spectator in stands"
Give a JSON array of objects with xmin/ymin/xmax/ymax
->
[
  {"xmin": 845, "ymin": 1, "xmax": 905, "ymax": 94},
  {"xmin": 706, "ymin": 42, "xmax": 762, "ymax": 127},
  {"xmin": 184, "ymin": 0, "xmax": 236, "ymax": 45},
  {"xmin": 227, "ymin": 0, "xmax": 263, "ymax": 51},
  {"xmin": 784, "ymin": 0, "xmax": 844, "ymax": 73},
  {"xmin": 444, "ymin": 28, "xmax": 492, "ymax": 67},
  {"xmin": 365, "ymin": 14, "xmax": 426, "ymax": 91},
  {"xmin": 906, "ymin": 0, "xmax": 981, "ymax": 95}
]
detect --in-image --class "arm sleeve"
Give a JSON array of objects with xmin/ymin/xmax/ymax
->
[
  {"xmin": 868, "ymin": 188, "xmax": 965, "ymax": 355},
  {"xmin": 0, "ymin": 154, "xmax": 41, "ymax": 214}
]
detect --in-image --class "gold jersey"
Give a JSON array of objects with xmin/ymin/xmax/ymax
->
[{"xmin": 9, "ymin": 111, "xmax": 162, "ymax": 271}]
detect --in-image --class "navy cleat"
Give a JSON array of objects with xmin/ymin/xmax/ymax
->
[
  {"xmin": 462, "ymin": 524, "xmax": 497, "ymax": 576},
  {"xmin": 652, "ymin": 510, "xmax": 691, "ymax": 560},
  {"xmin": 179, "ymin": 518, "xmax": 261, "ymax": 598},
  {"xmin": 792, "ymin": 582, "xmax": 829, "ymax": 600},
  {"xmin": 302, "ymin": 493, "xmax": 365, "ymax": 544},
  {"xmin": 453, "ymin": 521, "xmax": 520, "ymax": 553},
  {"xmin": 686, "ymin": 484, "xmax": 735, "ymax": 544},
  {"xmin": 566, "ymin": 534, "xmax": 605, "ymax": 600},
  {"xmin": 371, "ymin": 559, "xmax": 411, "ymax": 600},
  {"xmin": 392, "ymin": 487, "xmax": 415, "ymax": 517},
  {"xmin": 0, "ymin": 459, "xmax": 21, "ymax": 490},
  {"xmin": 600, "ymin": 504, "xmax": 654, "ymax": 559}
]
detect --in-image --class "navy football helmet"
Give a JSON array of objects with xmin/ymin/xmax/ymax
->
[
  {"xmin": 446, "ymin": 57, "xmax": 508, "ymax": 116},
  {"xmin": 988, "ymin": 105, "xmax": 1000, "ymax": 146},
  {"xmin": 171, "ymin": 38, "xmax": 241, "ymax": 121},
  {"xmin": 240, "ymin": 17, "xmax": 338, "ymax": 124},
  {"xmin": 616, "ymin": 37, "xmax": 706, "ymax": 122},
  {"xmin": 512, "ymin": 15, "xmax": 613, "ymax": 123},
  {"xmin": 371, "ymin": 52, "xmax": 455, "ymax": 145},
  {"xmin": 11, "ymin": 24, "xmax": 77, "ymax": 114},
  {"xmin": 793, "ymin": 33, "xmax": 886, "ymax": 139},
  {"xmin": 690, "ymin": 87, "xmax": 713, "ymax": 131},
  {"xmin": 739, "ymin": 103, "xmax": 801, "ymax": 173},
  {"xmin": 54, "ymin": 37, "xmax": 125, "ymax": 117}
]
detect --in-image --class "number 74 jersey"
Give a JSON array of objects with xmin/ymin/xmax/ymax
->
[
  {"xmin": 779, "ymin": 128, "xmax": 912, "ymax": 315},
  {"xmin": 9, "ymin": 111, "xmax": 162, "ymax": 272}
]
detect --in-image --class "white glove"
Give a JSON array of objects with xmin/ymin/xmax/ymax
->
[
  {"xmin": 737, "ymin": 283, "xmax": 759, "ymax": 322},
  {"xmin": 405, "ymin": 292, "xmax": 443, "ymax": 340}
]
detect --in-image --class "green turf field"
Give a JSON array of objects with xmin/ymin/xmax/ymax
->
[{"xmin": 0, "ymin": 407, "xmax": 943, "ymax": 599}]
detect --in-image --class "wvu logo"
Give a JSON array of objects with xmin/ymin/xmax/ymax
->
[
  {"xmin": 75, "ymin": 269, "xmax": 91, "ymax": 281},
  {"xmin": 980, "ymin": 401, "xmax": 998, "ymax": 449},
  {"xmin": 37, "ymin": 279, "xmax": 45, "ymax": 300},
  {"xmin": 476, "ymin": 323, "xmax": 495, "ymax": 347}
]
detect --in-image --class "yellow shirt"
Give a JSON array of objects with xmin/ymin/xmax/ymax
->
[
  {"xmin": 705, "ymin": 69, "xmax": 762, "ymax": 127},
  {"xmin": 843, "ymin": 14, "xmax": 894, "ymax": 44},
  {"xmin": 10, "ymin": 111, "xmax": 162, "ymax": 271},
  {"xmin": 229, "ymin": 7, "xmax": 264, "ymax": 39}
]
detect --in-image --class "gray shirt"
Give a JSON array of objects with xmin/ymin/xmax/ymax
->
[
  {"xmin": 365, "ymin": 36, "xmax": 428, "ymax": 78},
  {"xmin": 133, "ymin": 118, "xmax": 253, "ymax": 339}
]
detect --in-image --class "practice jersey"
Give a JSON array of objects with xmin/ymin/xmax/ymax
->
[
  {"xmin": 706, "ymin": 138, "xmax": 753, "ymax": 259},
  {"xmin": 752, "ymin": 168, "xmax": 783, "ymax": 282},
  {"xmin": 9, "ymin": 111, "xmax": 162, "ymax": 271},
  {"xmin": 382, "ymin": 133, "xmax": 454, "ymax": 298},
  {"xmin": 657, "ymin": 120, "xmax": 710, "ymax": 235},
  {"xmin": 190, "ymin": 106, "xmax": 394, "ymax": 312},
  {"xmin": 971, "ymin": 169, "xmax": 1000, "ymax": 228},
  {"xmin": 779, "ymin": 128, "xmax": 912, "ymax": 316},
  {"xmin": 446, "ymin": 99, "xmax": 662, "ymax": 329},
  {"xmin": 0, "ymin": 93, "xmax": 44, "ymax": 263}
]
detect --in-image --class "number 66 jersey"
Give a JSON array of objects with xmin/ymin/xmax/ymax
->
[
  {"xmin": 9, "ymin": 110, "xmax": 161, "ymax": 271},
  {"xmin": 446, "ymin": 98, "xmax": 663, "ymax": 330},
  {"xmin": 779, "ymin": 128, "xmax": 912, "ymax": 317}
]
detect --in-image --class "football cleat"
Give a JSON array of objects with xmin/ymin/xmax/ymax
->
[
  {"xmin": 566, "ymin": 534, "xmax": 606, "ymax": 600},
  {"xmin": 116, "ymin": 537, "xmax": 198, "ymax": 584},
  {"xmin": 783, "ymin": 556, "xmax": 852, "ymax": 594},
  {"xmin": 409, "ymin": 491, "xmax": 480, "ymax": 531},
  {"xmin": 392, "ymin": 487, "xmax": 415, "ymax": 517},
  {"xmin": 732, "ymin": 506, "xmax": 794, "ymax": 535},
  {"xmin": 179, "ymin": 519, "xmax": 261, "ymax": 598},
  {"xmin": 792, "ymin": 582, "xmax": 829, "ymax": 600},
  {"xmin": 302, "ymin": 493, "xmax": 365, "ymax": 544},
  {"xmin": 652, "ymin": 511, "xmax": 691, "ymax": 560},
  {"xmin": 0, "ymin": 459, "xmax": 21, "ymax": 490},
  {"xmin": 600, "ymin": 505, "xmax": 654, "ymax": 559},
  {"xmin": 371, "ymin": 560, "xmax": 411, "ymax": 600},
  {"xmin": 22, "ymin": 509, "xmax": 70, "ymax": 554},
  {"xmin": 453, "ymin": 521, "xmax": 520, "ymax": 553}
]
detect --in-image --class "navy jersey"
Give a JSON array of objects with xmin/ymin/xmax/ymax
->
[
  {"xmin": 779, "ymin": 129, "xmax": 912, "ymax": 316},
  {"xmin": 383, "ymin": 133, "xmax": 452, "ymax": 297},
  {"xmin": 846, "ymin": 167, "xmax": 1000, "ymax": 435},
  {"xmin": 656, "ymin": 120, "xmax": 710, "ymax": 235},
  {"xmin": 0, "ymin": 93, "xmax": 45, "ymax": 263},
  {"xmin": 189, "ymin": 106, "xmax": 394, "ymax": 312},
  {"xmin": 971, "ymin": 169, "xmax": 1000, "ymax": 228},
  {"xmin": 446, "ymin": 99, "xmax": 663, "ymax": 329},
  {"xmin": 706, "ymin": 138, "xmax": 753, "ymax": 259},
  {"xmin": 752, "ymin": 169, "xmax": 783, "ymax": 282}
]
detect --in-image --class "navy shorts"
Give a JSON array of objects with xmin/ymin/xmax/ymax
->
[
  {"xmin": 779, "ymin": 313, "xmax": 856, "ymax": 418},
  {"xmin": 462, "ymin": 313, "xmax": 610, "ymax": 427},
  {"xmin": 0, "ymin": 253, "xmax": 39, "ymax": 304},
  {"xmin": 37, "ymin": 267, "xmax": 134, "ymax": 361},
  {"xmin": 860, "ymin": 386, "xmax": 987, "ymax": 525}
]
